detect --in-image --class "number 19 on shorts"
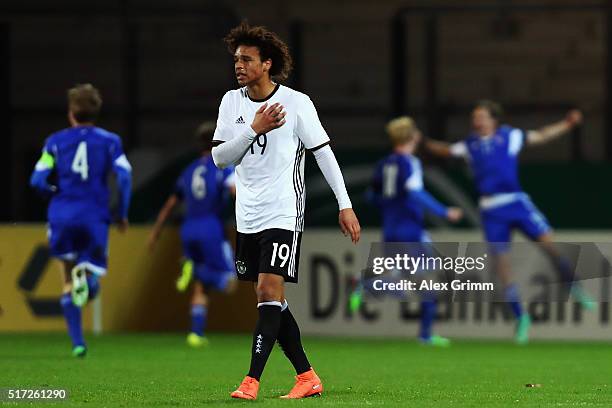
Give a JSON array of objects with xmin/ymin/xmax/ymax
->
[{"xmin": 270, "ymin": 242, "xmax": 290, "ymax": 268}]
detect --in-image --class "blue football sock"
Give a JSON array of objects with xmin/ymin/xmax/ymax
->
[
  {"xmin": 87, "ymin": 274, "xmax": 100, "ymax": 300},
  {"xmin": 419, "ymin": 299, "xmax": 437, "ymax": 340},
  {"xmin": 504, "ymin": 284, "xmax": 523, "ymax": 318},
  {"xmin": 60, "ymin": 293, "xmax": 85, "ymax": 347},
  {"xmin": 191, "ymin": 304, "xmax": 207, "ymax": 336}
]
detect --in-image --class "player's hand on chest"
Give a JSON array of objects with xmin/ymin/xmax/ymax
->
[{"xmin": 238, "ymin": 101, "xmax": 296, "ymax": 158}]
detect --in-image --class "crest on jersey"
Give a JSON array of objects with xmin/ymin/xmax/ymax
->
[{"xmin": 236, "ymin": 260, "xmax": 247, "ymax": 274}]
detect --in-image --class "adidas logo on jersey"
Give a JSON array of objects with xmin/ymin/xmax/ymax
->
[{"xmin": 235, "ymin": 116, "xmax": 245, "ymax": 124}]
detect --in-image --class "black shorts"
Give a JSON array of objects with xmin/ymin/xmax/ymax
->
[{"xmin": 235, "ymin": 228, "xmax": 302, "ymax": 283}]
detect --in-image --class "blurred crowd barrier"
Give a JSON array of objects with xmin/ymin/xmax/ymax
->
[
  {"xmin": 288, "ymin": 230, "xmax": 612, "ymax": 340},
  {"xmin": 0, "ymin": 225, "xmax": 256, "ymax": 333},
  {"xmin": 2, "ymin": 226, "xmax": 612, "ymax": 339}
]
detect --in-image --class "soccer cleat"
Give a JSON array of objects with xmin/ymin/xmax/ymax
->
[
  {"xmin": 72, "ymin": 345, "xmax": 87, "ymax": 358},
  {"xmin": 280, "ymin": 368, "xmax": 323, "ymax": 399},
  {"xmin": 71, "ymin": 265, "xmax": 89, "ymax": 308},
  {"xmin": 570, "ymin": 285, "xmax": 597, "ymax": 311},
  {"xmin": 348, "ymin": 288, "xmax": 363, "ymax": 314},
  {"xmin": 176, "ymin": 260, "xmax": 193, "ymax": 292},
  {"xmin": 230, "ymin": 376, "xmax": 259, "ymax": 400},
  {"xmin": 515, "ymin": 314, "xmax": 532, "ymax": 345},
  {"xmin": 348, "ymin": 276, "xmax": 366, "ymax": 314},
  {"xmin": 186, "ymin": 333, "xmax": 209, "ymax": 348},
  {"xmin": 420, "ymin": 334, "xmax": 451, "ymax": 347}
]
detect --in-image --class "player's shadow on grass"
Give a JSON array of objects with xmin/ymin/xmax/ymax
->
[
  {"xmin": 205, "ymin": 399, "xmax": 263, "ymax": 404},
  {"xmin": 206, "ymin": 393, "xmax": 330, "ymax": 404}
]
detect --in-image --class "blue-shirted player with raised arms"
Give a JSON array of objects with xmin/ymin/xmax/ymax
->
[
  {"xmin": 148, "ymin": 122, "xmax": 236, "ymax": 347},
  {"xmin": 426, "ymin": 100, "xmax": 594, "ymax": 344},
  {"xmin": 30, "ymin": 84, "xmax": 132, "ymax": 357},
  {"xmin": 350, "ymin": 116, "xmax": 463, "ymax": 346}
]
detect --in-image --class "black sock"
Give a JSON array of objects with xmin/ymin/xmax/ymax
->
[
  {"xmin": 247, "ymin": 303, "xmax": 282, "ymax": 380},
  {"xmin": 277, "ymin": 302, "xmax": 311, "ymax": 375}
]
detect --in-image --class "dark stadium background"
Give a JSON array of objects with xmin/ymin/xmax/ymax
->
[{"xmin": 3, "ymin": 0, "xmax": 612, "ymax": 229}]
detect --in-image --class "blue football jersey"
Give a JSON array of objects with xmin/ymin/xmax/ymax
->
[
  {"xmin": 452, "ymin": 125, "xmax": 526, "ymax": 196},
  {"xmin": 372, "ymin": 153, "xmax": 425, "ymax": 233},
  {"xmin": 39, "ymin": 126, "xmax": 131, "ymax": 223},
  {"xmin": 175, "ymin": 155, "xmax": 234, "ymax": 220}
]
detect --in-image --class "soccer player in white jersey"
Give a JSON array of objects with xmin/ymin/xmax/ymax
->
[{"xmin": 211, "ymin": 22, "xmax": 361, "ymax": 400}]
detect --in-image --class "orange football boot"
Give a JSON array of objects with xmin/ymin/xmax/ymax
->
[
  {"xmin": 230, "ymin": 376, "xmax": 259, "ymax": 400},
  {"xmin": 280, "ymin": 368, "xmax": 323, "ymax": 399}
]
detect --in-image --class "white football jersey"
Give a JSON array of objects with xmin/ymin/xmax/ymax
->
[{"xmin": 213, "ymin": 84, "xmax": 330, "ymax": 234}]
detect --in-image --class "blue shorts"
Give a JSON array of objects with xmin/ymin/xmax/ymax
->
[
  {"xmin": 181, "ymin": 218, "xmax": 234, "ymax": 291},
  {"xmin": 48, "ymin": 221, "xmax": 109, "ymax": 275},
  {"xmin": 481, "ymin": 194, "xmax": 551, "ymax": 252}
]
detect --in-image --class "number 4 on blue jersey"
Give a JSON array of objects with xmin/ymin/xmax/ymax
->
[{"xmin": 30, "ymin": 125, "xmax": 132, "ymax": 223}]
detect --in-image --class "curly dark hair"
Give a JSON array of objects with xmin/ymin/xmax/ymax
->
[{"xmin": 224, "ymin": 21, "xmax": 293, "ymax": 82}]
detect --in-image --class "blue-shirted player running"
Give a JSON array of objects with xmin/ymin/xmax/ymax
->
[
  {"xmin": 350, "ymin": 116, "xmax": 463, "ymax": 346},
  {"xmin": 426, "ymin": 100, "xmax": 595, "ymax": 344},
  {"xmin": 30, "ymin": 84, "xmax": 132, "ymax": 357},
  {"xmin": 148, "ymin": 122, "xmax": 236, "ymax": 347}
]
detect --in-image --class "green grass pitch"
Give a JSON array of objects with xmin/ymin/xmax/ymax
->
[{"xmin": 1, "ymin": 333, "xmax": 611, "ymax": 407}]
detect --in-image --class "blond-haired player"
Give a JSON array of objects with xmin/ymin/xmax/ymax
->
[{"xmin": 350, "ymin": 116, "xmax": 462, "ymax": 346}]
